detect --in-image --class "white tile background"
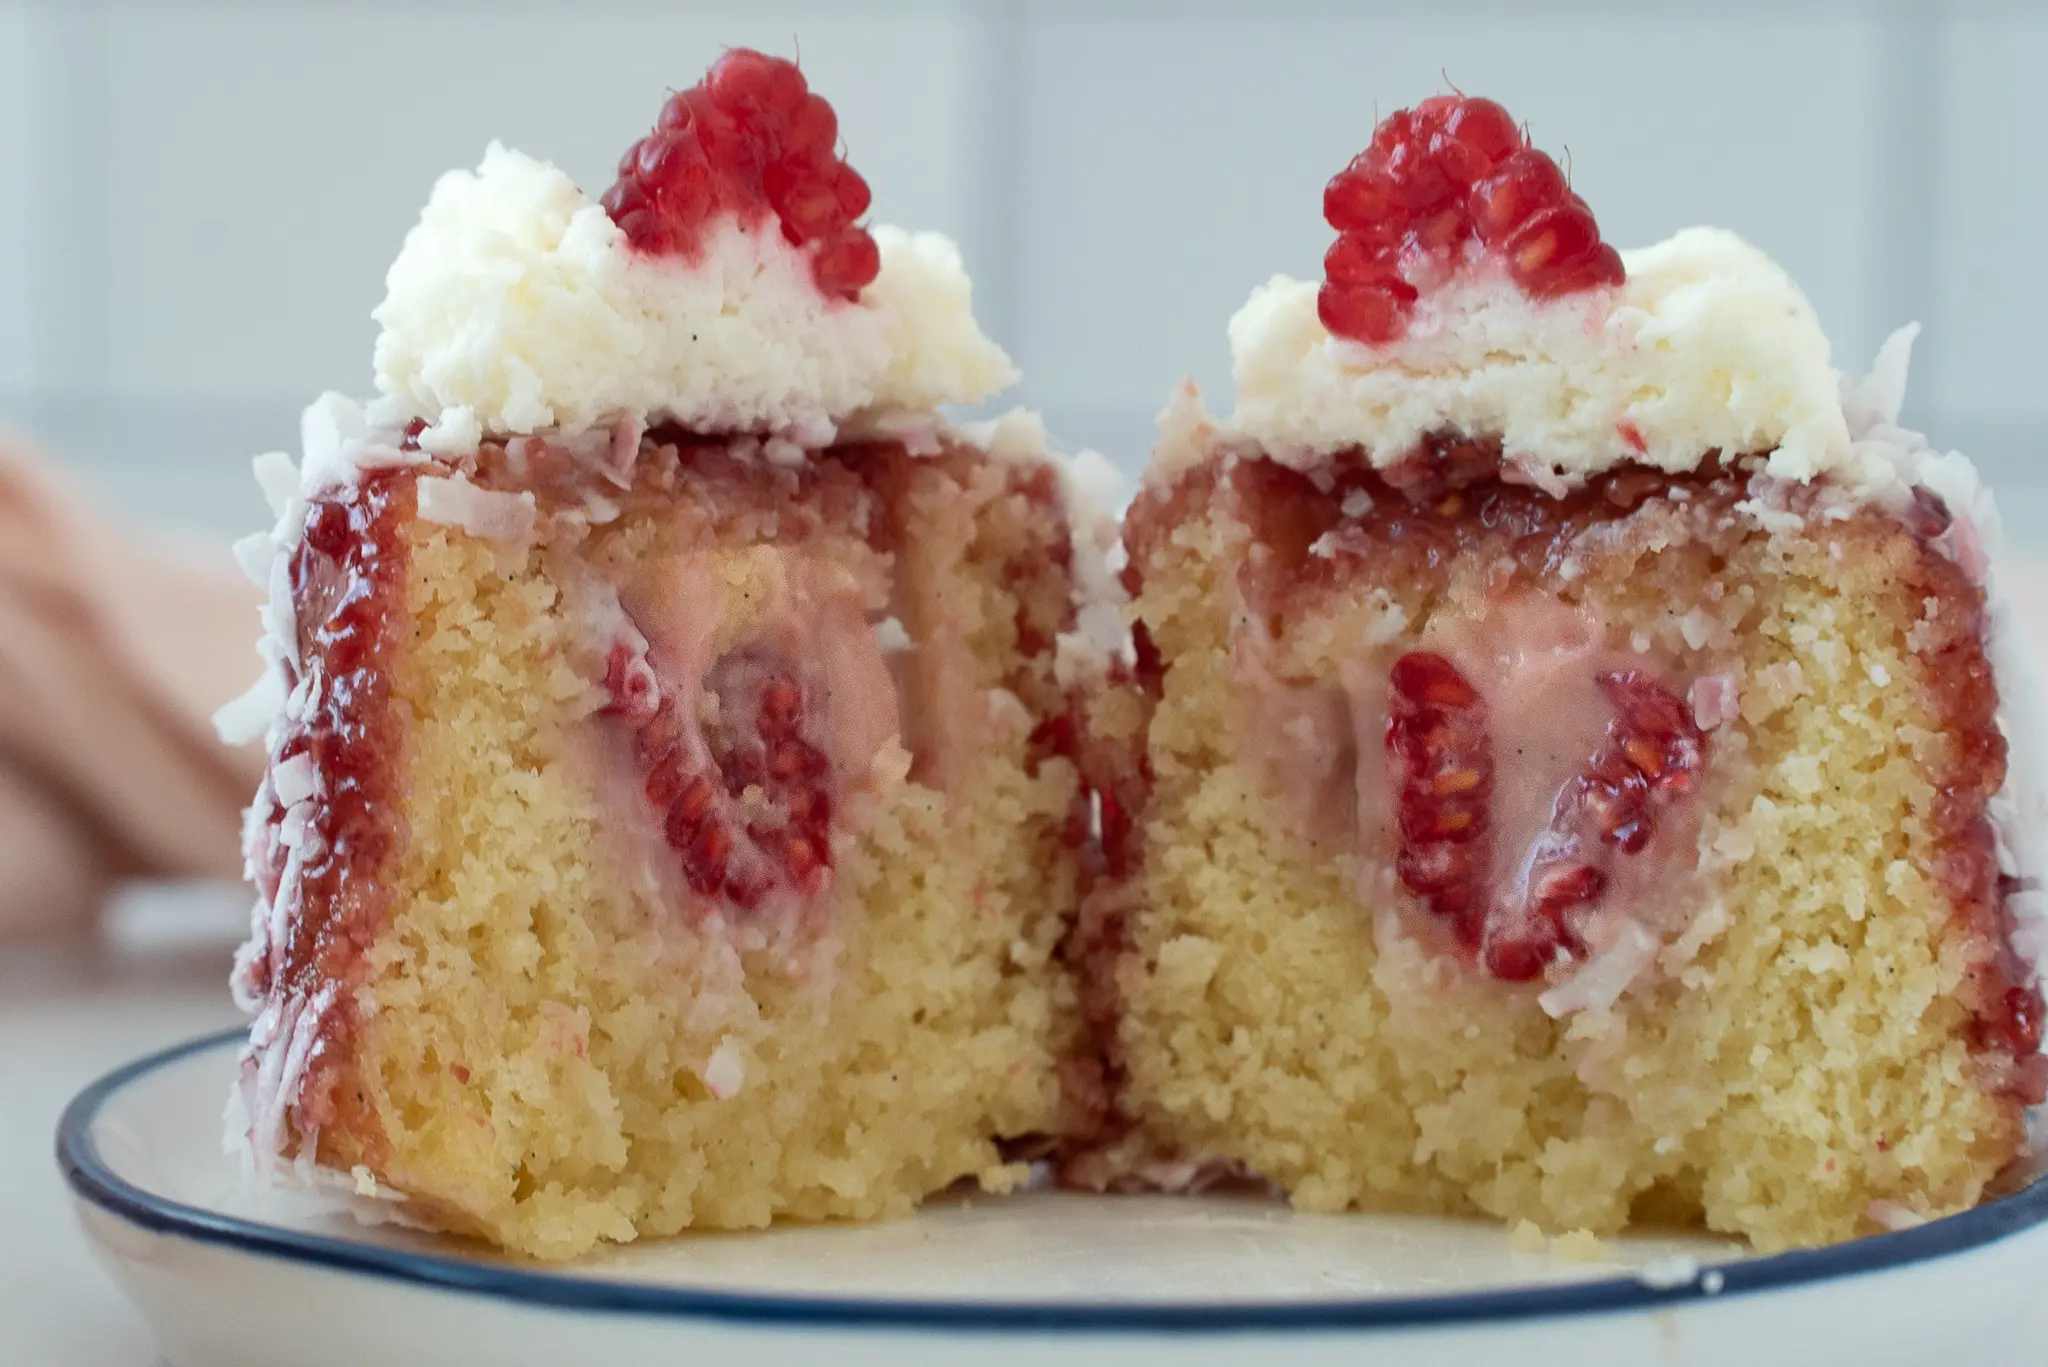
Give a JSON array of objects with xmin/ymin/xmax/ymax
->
[{"xmin": 1, "ymin": 0, "xmax": 2044, "ymax": 542}]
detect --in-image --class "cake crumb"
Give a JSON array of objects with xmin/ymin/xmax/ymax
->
[
  {"xmin": 1550, "ymin": 1228, "xmax": 1611, "ymax": 1263},
  {"xmin": 975, "ymin": 1161, "xmax": 1033, "ymax": 1196},
  {"xmin": 1508, "ymin": 1220, "xmax": 1611, "ymax": 1263}
]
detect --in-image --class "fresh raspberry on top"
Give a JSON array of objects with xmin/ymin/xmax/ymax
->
[
  {"xmin": 1319, "ymin": 94, "xmax": 1624, "ymax": 344},
  {"xmin": 600, "ymin": 49, "xmax": 880, "ymax": 301}
]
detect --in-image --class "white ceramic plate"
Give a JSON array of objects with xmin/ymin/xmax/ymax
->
[{"xmin": 61, "ymin": 1031, "xmax": 2048, "ymax": 1366}]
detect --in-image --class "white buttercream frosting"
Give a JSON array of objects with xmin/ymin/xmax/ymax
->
[
  {"xmin": 371, "ymin": 143, "xmax": 1018, "ymax": 448},
  {"xmin": 1229, "ymin": 227, "xmax": 1863, "ymax": 486}
]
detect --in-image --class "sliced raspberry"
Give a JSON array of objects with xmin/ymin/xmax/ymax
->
[
  {"xmin": 1483, "ymin": 670, "xmax": 1709, "ymax": 981},
  {"xmin": 1387, "ymin": 654, "xmax": 1710, "ymax": 983},
  {"xmin": 599, "ymin": 640, "xmax": 661, "ymax": 722},
  {"xmin": 1385, "ymin": 652, "xmax": 1494, "ymax": 951},
  {"xmin": 600, "ymin": 49, "xmax": 881, "ymax": 300},
  {"xmin": 1318, "ymin": 95, "xmax": 1624, "ymax": 345},
  {"xmin": 614, "ymin": 637, "xmax": 841, "ymax": 913}
]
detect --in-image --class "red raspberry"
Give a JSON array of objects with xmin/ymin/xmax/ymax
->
[
  {"xmin": 1318, "ymin": 95, "xmax": 1624, "ymax": 345},
  {"xmin": 1386, "ymin": 655, "xmax": 1710, "ymax": 984},
  {"xmin": 1385, "ymin": 651, "xmax": 1495, "ymax": 952},
  {"xmin": 812, "ymin": 227, "xmax": 883, "ymax": 300},
  {"xmin": 1482, "ymin": 670, "xmax": 1709, "ymax": 981},
  {"xmin": 600, "ymin": 49, "xmax": 881, "ymax": 301},
  {"xmin": 706, "ymin": 47, "xmax": 807, "ymax": 121},
  {"xmin": 611, "ymin": 640, "xmax": 845, "ymax": 914}
]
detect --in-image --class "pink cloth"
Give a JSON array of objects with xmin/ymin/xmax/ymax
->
[{"xmin": 0, "ymin": 433, "xmax": 263, "ymax": 936}]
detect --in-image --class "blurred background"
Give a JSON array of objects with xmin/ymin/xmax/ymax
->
[{"xmin": 2, "ymin": 0, "xmax": 2045, "ymax": 541}]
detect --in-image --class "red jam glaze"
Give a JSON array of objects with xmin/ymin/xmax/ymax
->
[
  {"xmin": 1126, "ymin": 443, "xmax": 2040, "ymax": 1095},
  {"xmin": 600, "ymin": 49, "xmax": 880, "ymax": 300},
  {"xmin": 1319, "ymin": 95, "xmax": 1624, "ymax": 344},
  {"xmin": 257, "ymin": 470, "xmax": 415, "ymax": 1133},
  {"xmin": 1898, "ymin": 491, "xmax": 2046, "ymax": 1099}
]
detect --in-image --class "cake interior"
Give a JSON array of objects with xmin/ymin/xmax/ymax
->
[
  {"xmin": 282, "ymin": 434, "xmax": 1085, "ymax": 1258},
  {"xmin": 1102, "ymin": 440, "xmax": 2034, "ymax": 1251}
]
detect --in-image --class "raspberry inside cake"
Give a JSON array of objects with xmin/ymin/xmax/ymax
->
[
  {"xmin": 216, "ymin": 52, "xmax": 1116, "ymax": 1258},
  {"xmin": 1089, "ymin": 96, "xmax": 2047, "ymax": 1249}
]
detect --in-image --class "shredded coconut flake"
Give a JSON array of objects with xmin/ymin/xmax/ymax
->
[
  {"xmin": 252, "ymin": 450, "xmax": 301, "ymax": 517},
  {"xmin": 873, "ymin": 617, "xmax": 913, "ymax": 652},
  {"xmin": 703, "ymin": 1039, "xmax": 746, "ymax": 1100},
  {"xmin": 1688, "ymin": 672, "xmax": 1741, "ymax": 730},
  {"xmin": 213, "ymin": 669, "xmax": 285, "ymax": 747},
  {"xmin": 271, "ymin": 752, "xmax": 320, "ymax": 807},
  {"xmin": 1539, "ymin": 920, "xmax": 1662, "ymax": 1018},
  {"xmin": 415, "ymin": 473, "xmax": 537, "ymax": 542}
]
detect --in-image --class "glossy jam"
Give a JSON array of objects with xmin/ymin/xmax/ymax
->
[{"xmin": 257, "ymin": 471, "xmax": 413, "ymax": 1130}]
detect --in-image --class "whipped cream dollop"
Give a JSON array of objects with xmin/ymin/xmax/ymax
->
[
  {"xmin": 1229, "ymin": 227, "xmax": 1867, "ymax": 487},
  {"xmin": 372, "ymin": 143, "xmax": 1018, "ymax": 449}
]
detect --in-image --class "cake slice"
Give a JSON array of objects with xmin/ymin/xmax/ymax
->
[
  {"xmin": 1089, "ymin": 94, "xmax": 2047, "ymax": 1249},
  {"xmin": 214, "ymin": 51, "xmax": 1117, "ymax": 1259}
]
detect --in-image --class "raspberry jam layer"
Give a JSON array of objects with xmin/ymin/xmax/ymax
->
[{"xmin": 244, "ymin": 469, "xmax": 415, "ymax": 1136}]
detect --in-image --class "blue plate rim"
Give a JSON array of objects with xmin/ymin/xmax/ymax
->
[{"xmin": 57, "ymin": 1027, "xmax": 2048, "ymax": 1335}]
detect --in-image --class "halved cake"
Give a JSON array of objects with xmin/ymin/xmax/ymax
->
[
  {"xmin": 1086, "ymin": 95, "xmax": 2047, "ymax": 1250},
  {"xmin": 214, "ymin": 51, "xmax": 1120, "ymax": 1259}
]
